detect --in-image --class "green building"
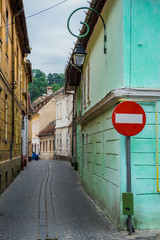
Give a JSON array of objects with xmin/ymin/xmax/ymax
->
[{"xmin": 65, "ymin": 0, "xmax": 160, "ymax": 230}]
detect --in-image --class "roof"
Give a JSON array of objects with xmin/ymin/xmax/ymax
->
[
  {"xmin": 65, "ymin": 0, "xmax": 106, "ymax": 90},
  {"xmin": 9, "ymin": 0, "xmax": 30, "ymax": 55},
  {"xmin": 32, "ymin": 87, "xmax": 64, "ymax": 114},
  {"xmin": 38, "ymin": 121, "xmax": 55, "ymax": 137}
]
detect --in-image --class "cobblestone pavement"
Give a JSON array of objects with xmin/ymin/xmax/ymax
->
[{"xmin": 0, "ymin": 160, "xmax": 159, "ymax": 240}]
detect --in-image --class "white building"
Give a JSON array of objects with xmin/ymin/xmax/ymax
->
[{"xmin": 54, "ymin": 88, "xmax": 73, "ymax": 161}]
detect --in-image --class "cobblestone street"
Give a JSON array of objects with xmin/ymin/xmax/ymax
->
[
  {"xmin": 0, "ymin": 160, "xmax": 126, "ymax": 240},
  {"xmin": 0, "ymin": 160, "xmax": 159, "ymax": 240}
]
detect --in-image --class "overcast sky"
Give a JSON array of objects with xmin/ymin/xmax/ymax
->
[{"xmin": 23, "ymin": 0, "xmax": 90, "ymax": 75}]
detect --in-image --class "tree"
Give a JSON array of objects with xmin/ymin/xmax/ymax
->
[{"xmin": 28, "ymin": 69, "xmax": 65, "ymax": 102}]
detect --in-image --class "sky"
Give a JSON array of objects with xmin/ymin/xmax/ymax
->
[{"xmin": 23, "ymin": 0, "xmax": 90, "ymax": 75}]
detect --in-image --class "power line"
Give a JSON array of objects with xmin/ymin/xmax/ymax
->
[
  {"xmin": 0, "ymin": 0, "xmax": 68, "ymax": 29},
  {"xmin": 26, "ymin": 0, "xmax": 68, "ymax": 19}
]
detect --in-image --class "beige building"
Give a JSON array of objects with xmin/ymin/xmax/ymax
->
[
  {"xmin": 38, "ymin": 121, "xmax": 55, "ymax": 160},
  {"xmin": 28, "ymin": 94, "xmax": 34, "ymax": 161},
  {"xmin": 31, "ymin": 87, "xmax": 60, "ymax": 157},
  {"xmin": 54, "ymin": 88, "xmax": 73, "ymax": 161}
]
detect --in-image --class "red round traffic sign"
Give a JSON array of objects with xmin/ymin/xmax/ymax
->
[{"xmin": 112, "ymin": 101, "xmax": 146, "ymax": 136}]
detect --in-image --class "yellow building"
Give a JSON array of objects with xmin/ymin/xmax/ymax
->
[
  {"xmin": 0, "ymin": 0, "xmax": 31, "ymax": 192},
  {"xmin": 31, "ymin": 87, "xmax": 57, "ymax": 157}
]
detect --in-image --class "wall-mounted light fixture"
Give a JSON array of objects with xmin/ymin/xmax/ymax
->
[{"xmin": 67, "ymin": 7, "xmax": 107, "ymax": 67}]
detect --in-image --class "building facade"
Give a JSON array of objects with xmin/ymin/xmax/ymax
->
[
  {"xmin": 65, "ymin": 0, "xmax": 160, "ymax": 230},
  {"xmin": 31, "ymin": 87, "xmax": 56, "ymax": 157},
  {"xmin": 39, "ymin": 121, "xmax": 55, "ymax": 160},
  {"xmin": 54, "ymin": 88, "xmax": 73, "ymax": 161},
  {"xmin": 0, "ymin": 0, "xmax": 31, "ymax": 192}
]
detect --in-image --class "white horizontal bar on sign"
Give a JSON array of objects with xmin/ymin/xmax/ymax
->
[{"xmin": 115, "ymin": 114, "xmax": 143, "ymax": 124}]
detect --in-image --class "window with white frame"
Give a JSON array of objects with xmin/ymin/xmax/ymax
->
[
  {"xmin": 83, "ymin": 71, "xmax": 86, "ymax": 108},
  {"xmin": 5, "ymin": 94, "xmax": 8, "ymax": 140},
  {"xmin": 57, "ymin": 134, "xmax": 59, "ymax": 148},
  {"xmin": 87, "ymin": 62, "xmax": 91, "ymax": 103},
  {"xmin": 60, "ymin": 134, "xmax": 62, "ymax": 149},
  {"xmin": 66, "ymin": 134, "xmax": 69, "ymax": 150},
  {"xmin": 37, "ymin": 119, "xmax": 39, "ymax": 133},
  {"xmin": 32, "ymin": 121, "xmax": 34, "ymax": 133},
  {"xmin": 35, "ymin": 120, "xmax": 36, "ymax": 133},
  {"xmin": 60, "ymin": 101, "xmax": 62, "ymax": 118},
  {"xmin": 83, "ymin": 62, "xmax": 91, "ymax": 108},
  {"xmin": 57, "ymin": 103, "xmax": 59, "ymax": 119},
  {"xmin": 66, "ymin": 99, "xmax": 69, "ymax": 116}
]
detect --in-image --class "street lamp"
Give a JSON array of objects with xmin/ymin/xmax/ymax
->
[
  {"xmin": 67, "ymin": 7, "xmax": 107, "ymax": 67},
  {"xmin": 73, "ymin": 41, "xmax": 87, "ymax": 67}
]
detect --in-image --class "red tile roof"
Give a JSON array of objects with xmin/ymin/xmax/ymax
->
[{"xmin": 38, "ymin": 121, "xmax": 55, "ymax": 137}]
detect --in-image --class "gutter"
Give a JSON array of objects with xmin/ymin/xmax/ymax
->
[{"xmin": 10, "ymin": 15, "xmax": 15, "ymax": 161}]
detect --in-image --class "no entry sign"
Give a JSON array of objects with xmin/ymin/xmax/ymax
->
[{"xmin": 112, "ymin": 101, "xmax": 146, "ymax": 136}]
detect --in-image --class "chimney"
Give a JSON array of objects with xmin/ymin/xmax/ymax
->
[{"xmin": 47, "ymin": 86, "xmax": 53, "ymax": 95}]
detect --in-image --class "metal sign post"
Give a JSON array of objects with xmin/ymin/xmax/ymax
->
[
  {"xmin": 126, "ymin": 136, "xmax": 132, "ymax": 235},
  {"xmin": 112, "ymin": 101, "xmax": 146, "ymax": 235}
]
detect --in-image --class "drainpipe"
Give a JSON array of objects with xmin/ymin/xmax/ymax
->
[{"xmin": 10, "ymin": 15, "xmax": 15, "ymax": 161}]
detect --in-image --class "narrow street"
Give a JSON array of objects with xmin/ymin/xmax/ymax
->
[{"xmin": 0, "ymin": 160, "xmax": 126, "ymax": 240}]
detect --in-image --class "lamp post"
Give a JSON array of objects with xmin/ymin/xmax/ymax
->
[{"xmin": 67, "ymin": 6, "xmax": 107, "ymax": 67}]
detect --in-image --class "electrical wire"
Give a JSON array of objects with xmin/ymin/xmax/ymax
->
[
  {"xmin": 0, "ymin": 0, "xmax": 68, "ymax": 29},
  {"xmin": 26, "ymin": 0, "xmax": 68, "ymax": 19}
]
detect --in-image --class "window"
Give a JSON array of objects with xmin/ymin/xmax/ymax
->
[
  {"xmin": 46, "ymin": 141, "xmax": 47, "ymax": 152},
  {"xmin": 53, "ymin": 140, "xmax": 55, "ymax": 151},
  {"xmin": 5, "ymin": 95, "xmax": 8, "ymax": 140},
  {"xmin": 66, "ymin": 134, "xmax": 69, "ymax": 150},
  {"xmin": 6, "ymin": 10, "xmax": 8, "ymax": 45},
  {"xmin": 87, "ymin": 62, "xmax": 91, "ymax": 103},
  {"xmin": 83, "ymin": 63, "xmax": 91, "ymax": 107},
  {"xmin": 50, "ymin": 140, "xmax": 51, "ymax": 151},
  {"xmin": 57, "ymin": 134, "xmax": 58, "ymax": 148},
  {"xmin": 40, "ymin": 142, "xmax": 41, "ymax": 151},
  {"xmin": 16, "ymin": 44, "xmax": 19, "ymax": 84},
  {"xmin": 85, "ymin": 134, "xmax": 88, "ymax": 169},
  {"xmin": 37, "ymin": 119, "xmax": 39, "ymax": 133},
  {"xmin": 83, "ymin": 71, "xmax": 86, "ymax": 108},
  {"xmin": 16, "ymin": 109, "xmax": 18, "ymax": 144},
  {"xmin": 35, "ymin": 120, "xmax": 36, "ymax": 133},
  {"xmin": 57, "ymin": 103, "xmax": 59, "ymax": 119},
  {"xmin": 66, "ymin": 99, "xmax": 69, "ymax": 118},
  {"xmin": 60, "ymin": 102, "xmax": 62, "ymax": 118},
  {"xmin": 32, "ymin": 121, "xmax": 34, "ymax": 133},
  {"xmin": 60, "ymin": 134, "xmax": 62, "ymax": 149},
  {"xmin": 43, "ymin": 141, "xmax": 45, "ymax": 151}
]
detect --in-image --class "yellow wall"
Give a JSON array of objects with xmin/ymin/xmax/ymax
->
[
  {"xmin": 0, "ymin": 0, "xmax": 31, "ymax": 192},
  {"xmin": 31, "ymin": 113, "xmax": 40, "ymax": 140},
  {"xmin": 39, "ymin": 98, "xmax": 56, "ymax": 132}
]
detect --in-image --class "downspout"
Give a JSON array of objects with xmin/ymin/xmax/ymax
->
[{"xmin": 10, "ymin": 15, "xmax": 15, "ymax": 161}]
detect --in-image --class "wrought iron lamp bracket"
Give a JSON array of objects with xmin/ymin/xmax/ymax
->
[{"xmin": 67, "ymin": 7, "xmax": 107, "ymax": 54}]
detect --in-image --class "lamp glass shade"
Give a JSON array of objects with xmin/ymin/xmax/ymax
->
[{"xmin": 73, "ymin": 53, "xmax": 85, "ymax": 67}]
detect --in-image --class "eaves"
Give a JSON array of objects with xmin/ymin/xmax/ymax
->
[{"xmin": 77, "ymin": 88, "xmax": 160, "ymax": 125}]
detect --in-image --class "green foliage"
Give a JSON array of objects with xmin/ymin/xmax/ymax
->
[{"xmin": 28, "ymin": 69, "xmax": 65, "ymax": 102}]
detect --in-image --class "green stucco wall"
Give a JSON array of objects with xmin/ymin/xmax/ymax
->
[
  {"xmin": 83, "ymin": 0, "xmax": 124, "ymax": 114},
  {"xmin": 120, "ymin": 102, "xmax": 160, "ymax": 229},
  {"xmin": 79, "ymin": 106, "xmax": 121, "ymax": 227},
  {"xmin": 124, "ymin": 0, "xmax": 160, "ymax": 87},
  {"xmin": 76, "ymin": 0, "xmax": 160, "ymax": 230}
]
